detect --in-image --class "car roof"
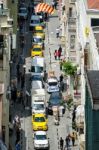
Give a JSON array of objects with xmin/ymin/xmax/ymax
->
[
  {"xmin": 31, "ymin": 57, "xmax": 44, "ymax": 66},
  {"xmin": 50, "ymin": 92, "xmax": 62, "ymax": 98},
  {"xmin": 35, "ymin": 131, "xmax": 46, "ymax": 135}
]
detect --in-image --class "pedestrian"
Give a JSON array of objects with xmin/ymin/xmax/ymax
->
[
  {"xmin": 58, "ymin": 45, "xmax": 62, "ymax": 55},
  {"xmin": 71, "ymin": 132, "xmax": 75, "ymax": 146},
  {"xmin": 44, "ymin": 12, "xmax": 48, "ymax": 21},
  {"xmin": 15, "ymin": 140, "xmax": 21, "ymax": 150},
  {"xmin": 56, "ymin": 27, "xmax": 60, "ymax": 38},
  {"xmin": 60, "ymin": 81, "xmax": 64, "ymax": 92},
  {"xmin": 54, "ymin": 50, "xmax": 57, "ymax": 60},
  {"xmin": 51, "ymin": 0, "xmax": 55, "ymax": 8},
  {"xmin": 60, "ymin": 137, "xmax": 64, "ymax": 150},
  {"xmin": 60, "ymin": 59, "xmax": 63, "ymax": 70},
  {"xmin": 65, "ymin": 135, "xmax": 70, "ymax": 149},
  {"xmin": 54, "ymin": 1, "xmax": 58, "ymax": 9},
  {"xmin": 17, "ymin": 90, "xmax": 20, "ymax": 103},
  {"xmin": 21, "ymin": 74, "xmax": 25, "ymax": 89},
  {"xmin": 43, "ymin": 70, "xmax": 48, "ymax": 82},
  {"xmin": 16, "ymin": 127, "xmax": 20, "ymax": 141},
  {"xmin": 59, "ymin": 74, "xmax": 64, "ymax": 82},
  {"xmin": 58, "ymin": 49, "xmax": 61, "ymax": 60},
  {"xmin": 26, "ymin": 90, "xmax": 30, "ymax": 105}
]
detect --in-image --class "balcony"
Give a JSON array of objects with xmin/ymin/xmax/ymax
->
[
  {"xmin": 70, "ymin": 0, "xmax": 76, "ymax": 4},
  {"xmin": 68, "ymin": 17, "xmax": 76, "ymax": 30},
  {"xmin": 0, "ymin": 8, "xmax": 9, "ymax": 16}
]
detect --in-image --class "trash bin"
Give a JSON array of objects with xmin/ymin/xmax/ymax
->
[{"xmin": 59, "ymin": 106, "xmax": 64, "ymax": 117}]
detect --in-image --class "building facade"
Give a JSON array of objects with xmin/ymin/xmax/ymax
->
[{"xmin": 0, "ymin": 1, "xmax": 13, "ymax": 148}]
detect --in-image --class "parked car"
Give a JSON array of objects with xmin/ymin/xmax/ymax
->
[
  {"xmin": 48, "ymin": 92, "xmax": 65, "ymax": 114},
  {"xmin": 31, "ymin": 44, "xmax": 43, "ymax": 57},
  {"xmin": 32, "ymin": 114, "xmax": 48, "ymax": 131},
  {"xmin": 18, "ymin": 6, "xmax": 28, "ymax": 19},
  {"xmin": 29, "ymin": 15, "xmax": 45, "ymax": 30},
  {"xmin": 33, "ymin": 131, "xmax": 49, "ymax": 149},
  {"xmin": 47, "ymin": 77, "xmax": 60, "ymax": 93},
  {"xmin": 32, "ymin": 35, "xmax": 44, "ymax": 49}
]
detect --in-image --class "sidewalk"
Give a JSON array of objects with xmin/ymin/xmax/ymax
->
[{"xmin": 45, "ymin": 2, "xmax": 80, "ymax": 149}]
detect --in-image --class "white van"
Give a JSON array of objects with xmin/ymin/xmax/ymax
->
[
  {"xmin": 31, "ymin": 89, "xmax": 46, "ymax": 114},
  {"xmin": 31, "ymin": 57, "xmax": 45, "ymax": 77}
]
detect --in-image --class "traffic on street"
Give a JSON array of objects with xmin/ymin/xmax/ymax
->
[{"xmin": 9, "ymin": 0, "xmax": 80, "ymax": 150}]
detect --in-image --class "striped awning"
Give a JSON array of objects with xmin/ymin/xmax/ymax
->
[{"xmin": 35, "ymin": 3, "xmax": 54, "ymax": 14}]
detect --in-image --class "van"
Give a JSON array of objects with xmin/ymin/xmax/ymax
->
[{"xmin": 31, "ymin": 57, "xmax": 46, "ymax": 77}]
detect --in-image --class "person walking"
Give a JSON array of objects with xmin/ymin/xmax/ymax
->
[
  {"xmin": 56, "ymin": 27, "xmax": 60, "ymax": 38},
  {"xmin": 58, "ymin": 45, "xmax": 62, "ymax": 55},
  {"xmin": 71, "ymin": 132, "xmax": 76, "ymax": 146},
  {"xmin": 54, "ymin": 50, "xmax": 57, "ymax": 60},
  {"xmin": 65, "ymin": 135, "xmax": 70, "ymax": 149},
  {"xmin": 60, "ymin": 137, "xmax": 64, "ymax": 150},
  {"xmin": 58, "ymin": 49, "xmax": 61, "ymax": 60},
  {"xmin": 59, "ymin": 74, "xmax": 64, "ymax": 82},
  {"xmin": 21, "ymin": 74, "xmax": 25, "ymax": 89}
]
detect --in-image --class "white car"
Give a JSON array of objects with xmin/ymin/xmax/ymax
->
[
  {"xmin": 32, "ymin": 101, "xmax": 46, "ymax": 114},
  {"xmin": 47, "ymin": 77, "xmax": 59, "ymax": 93},
  {"xmin": 33, "ymin": 131, "xmax": 49, "ymax": 149}
]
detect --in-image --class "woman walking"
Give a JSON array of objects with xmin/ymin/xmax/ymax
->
[{"xmin": 54, "ymin": 50, "xmax": 57, "ymax": 60}]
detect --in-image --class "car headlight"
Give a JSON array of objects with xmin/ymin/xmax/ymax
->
[{"xmin": 34, "ymin": 143, "xmax": 40, "ymax": 147}]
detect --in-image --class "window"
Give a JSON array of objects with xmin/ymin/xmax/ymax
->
[
  {"xmin": 70, "ymin": 35, "xmax": 75, "ymax": 49},
  {"xmin": 69, "ymin": 7, "xmax": 72, "ymax": 17}
]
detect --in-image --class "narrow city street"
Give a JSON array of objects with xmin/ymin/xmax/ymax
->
[{"xmin": 9, "ymin": 0, "xmax": 80, "ymax": 150}]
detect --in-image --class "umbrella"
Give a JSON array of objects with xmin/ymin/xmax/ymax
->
[{"xmin": 35, "ymin": 3, "xmax": 54, "ymax": 14}]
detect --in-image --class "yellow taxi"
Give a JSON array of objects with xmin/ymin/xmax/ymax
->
[
  {"xmin": 32, "ymin": 113, "xmax": 48, "ymax": 131},
  {"xmin": 34, "ymin": 26, "xmax": 45, "ymax": 39},
  {"xmin": 31, "ymin": 45, "xmax": 43, "ymax": 57}
]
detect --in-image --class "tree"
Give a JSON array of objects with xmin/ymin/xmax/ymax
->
[{"xmin": 62, "ymin": 61, "xmax": 77, "ymax": 77}]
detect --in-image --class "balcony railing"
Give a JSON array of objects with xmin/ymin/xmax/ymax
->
[
  {"xmin": 70, "ymin": 0, "xmax": 76, "ymax": 3},
  {"xmin": 0, "ymin": 8, "xmax": 9, "ymax": 16},
  {"xmin": 68, "ymin": 17, "xmax": 76, "ymax": 30}
]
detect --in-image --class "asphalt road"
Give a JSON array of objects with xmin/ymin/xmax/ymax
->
[{"xmin": 10, "ymin": 0, "xmax": 80, "ymax": 149}]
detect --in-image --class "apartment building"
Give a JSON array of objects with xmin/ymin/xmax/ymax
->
[
  {"xmin": 0, "ymin": 1, "xmax": 13, "ymax": 148},
  {"xmin": 75, "ymin": 0, "xmax": 99, "ymax": 149}
]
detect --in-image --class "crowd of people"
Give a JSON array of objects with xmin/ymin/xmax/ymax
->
[{"xmin": 60, "ymin": 132, "xmax": 76, "ymax": 150}]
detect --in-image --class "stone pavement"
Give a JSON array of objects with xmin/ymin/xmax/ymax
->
[{"xmin": 44, "ymin": 1, "xmax": 80, "ymax": 149}]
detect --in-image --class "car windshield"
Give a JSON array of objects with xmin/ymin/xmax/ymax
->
[
  {"xmin": 31, "ymin": 20, "xmax": 40, "ymax": 24},
  {"xmin": 33, "ymin": 104, "xmax": 44, "ymax": 110},
  {"xmin": 34, "ymin": 117, "xmax": 45, "ymax": 122},
  {"xmin": 19, "ymin": 8, "xmax": 27, "ymax": 13},
  {"xmin": 48, "ymin": 82, "xmax": 58, "ymax": 86},
  {"xmin": 36, "ymin": 30, "xmax": 43, "ymax": 33},
  {"xmin": 31, "ymin": 66, "xmax": 43, "ymax": 73},
  {"xmin": 31, "ymin": 75, "xmax": 42, "ymax": 81},
  {"xmin": 35, "ymin": 134, "xmax": 46, "ymax": 140},
  {"xmin": 33, "ymin": 48, "xmax": 41, "ymax": 51},
  {"xmin": 33, "ymin": 38, "xmax": 43, "ymax": 43}
]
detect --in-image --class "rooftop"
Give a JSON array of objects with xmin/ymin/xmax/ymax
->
[
  {"xmin": 87, "ymin": 70, "xmax": 99, "ymax": 104},
  {"xmin": 87, "ymin": 0, "xmax": 99, "ymax": 9}
]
